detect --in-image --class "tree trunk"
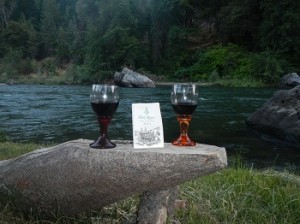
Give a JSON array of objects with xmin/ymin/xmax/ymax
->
[{"xmin": 137, "ymin": 186, "xmax": 179, "ymax": 224}]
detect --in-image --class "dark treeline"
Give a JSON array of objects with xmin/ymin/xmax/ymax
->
[{"xmin": 0, "ymin": 0, "xmax": 299, "ymax": 85}]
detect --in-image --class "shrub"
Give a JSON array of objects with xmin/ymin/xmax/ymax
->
[
  {"xmin": 0, "ymin": 50, "xmax": 23, "ymax": 78},
  {"xmin": 17, "ymin": 58, "xmax": 34, "ymax": 75},
  {"xmin": 65, "ymin": 64, "xmax": 113, "ymax": 84},
  {"xmin": 173, "ymin": 44, "xmax": 252, "ymax": 82},
  {"xmin": 172, "ymin": 44, "xmax": 290, "ymax": 86},
  {"xmin": 0, "ymin": 131, "xmax": 8, "ymax": 142},
  {"xmin": 40, "ymin": 57, "xmax": 58, "ymax": 76},
  {"xmin": 249, "ymin": 51, "xmax": 287, "ymax": 85},
  {"xmin": 65, "ymin": 64, "xmax": 93, "ymax": 84}
]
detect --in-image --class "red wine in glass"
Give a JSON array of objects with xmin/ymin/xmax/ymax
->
[
  {"xmin": 91, "ymin": 102, "xmax": 119, "ymax": 116},
  {"xmin": 171, "ymin": 84, "xmax": 198, "ymax": 146},
  {"xmin": 90, "ymin": 85, "xmax": 119, "ymax": 149},
  {"xmin": 172, "ymin": 103, "xmax": 197, "ymax": 115}
]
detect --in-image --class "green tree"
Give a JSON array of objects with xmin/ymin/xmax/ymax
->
[
  {"xmin": 74, "ymin": 0, "xmax": 102, "ymax": 64},
  {"xmin": 75, "ymin": 0, "xmax": 100, "ymax": 26},
  {"xmin": 0, "ymin": 19, "xmax": 37, "ymax": 58},
  {"xmin": 97, "ymin": 0, "xmax": 137, "ymax": 35},
  {"xmin": 85, "ymin": 0, "xmax": 148, "ymax": 76},
  {"xmin": 250, "ymin": 51, "xmax": 285, "ymax": 85},
  {"xmin": 0, "ymin": 0, "xmax": 17, "ymax": 27},
  {"xmin": 149, "ymin": 0, "xmax": 185, "ymax": 70},
  {"xmin": 259, "ymin": 0, "xmax": 300, "ymax": 65},
  {"xmin": 11, "ymin": 0, "xmax": 40, "ymax": 25},
  {"xmin": 56, "ymin": 26, "xmax": 73, "ymax": 64},
  {"xmin": 216, "ymin": 0, "xmax": 260, "ymax": 50},
  {"xmin": 40, "ymin": 0, "xmax": 61, "ymax": 57}
]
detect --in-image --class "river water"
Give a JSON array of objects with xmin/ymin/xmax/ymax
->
[{"xmin": 0, "ymin": 84, "xmax": 299, "ymax": 171}]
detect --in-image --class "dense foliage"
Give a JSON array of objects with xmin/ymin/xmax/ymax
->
[{"xmin": 0, "ymin": 0, "xmax": 299, "ymax": 85}]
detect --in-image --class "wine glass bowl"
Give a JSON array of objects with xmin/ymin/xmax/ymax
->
[
  {"xmin": 90, "ymin": 84, "xmax": 119, "ymax": 149},
  {"xmin": 171, "ymin": 84, "xmax": 198, "ymax": 146}
]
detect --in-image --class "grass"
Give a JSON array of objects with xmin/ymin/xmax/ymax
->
[
  {"xmin": 0, "ymin": 141, "xmax": 299, "ymax": 224},
  {"xmin": 178, "ymin": 169, "xmax": 300, "ymax": 224},
  {"xmin": 0, "ymin": 72, "xmax": 70, "ymax": 85},
  {"xmin": 213, "ymin": 76, "xmax": 265, "ymax": 87},
  {"xmin": 0, "ymin": 141, "xmax": 47, "ymax": 160}
]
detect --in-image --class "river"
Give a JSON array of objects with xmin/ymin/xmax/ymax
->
[{"xmin": 0, "ymin": 84, "xmax": 299, "ymax": 171}]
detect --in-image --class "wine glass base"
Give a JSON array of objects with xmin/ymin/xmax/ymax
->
[
  {"xmin": 90, "ymin": 137, "xmax": 116, "ymax": 149},
  {"xmin": 172, "ymin": 135, "xmax": 196, "ymax": 146}
]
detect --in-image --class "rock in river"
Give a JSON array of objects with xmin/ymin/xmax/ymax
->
[
  {"xmin": 114, "ymin": 67, "xmax": 155, "ymax": 88},
  {"xmin": 246, "ymin": 85, "xmax": 300, "ymax": 143},
  {"xmin": 279, "ymin": 73, "xmax": 300, "ymax": 88}
]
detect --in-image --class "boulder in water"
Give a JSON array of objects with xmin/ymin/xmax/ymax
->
[
  {"xmin": 246, "ymin": 85, "xmax": 300, "ymax": 143},
  {"xmin": 114, "ymin": 67, "xmax": 155, "ymax": 88},
  {"xmin": 279, "ymin": 73, "xmax": 300, "ymax": 88}
]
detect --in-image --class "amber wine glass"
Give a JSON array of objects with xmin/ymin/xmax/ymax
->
[
  {"xmin": 171, "ymin": 84, "xmax": 198, "ymax": 146},
  {"xmin": 90, "ymin": 84, "xmax": 119, "ymax": 149}
]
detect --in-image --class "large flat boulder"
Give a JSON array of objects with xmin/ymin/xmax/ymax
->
[
  {"xmin": 246, "ymin": 86, "xmax": 300, "ymax": 143},
  {"xmin": 114, "ymin": 67, "xmax": 155, "ymax": 88},
  {"xmin": 0, "ymin": 139, "xmax": 227, "ymax": 218}
]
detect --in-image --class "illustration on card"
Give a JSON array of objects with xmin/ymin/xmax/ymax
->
[
  {"xmin": 134, "ymin": 126, "xmax": 162, "ymax": 146},
  {"xmin": 133, "ymin": 106, "xmax": 162, "ymax": 147}
]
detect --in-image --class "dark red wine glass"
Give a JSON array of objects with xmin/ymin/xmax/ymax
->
[
  {"xmin": 171, "ymin": 84, "xmax": 198, "ymax": 146},
  {"xmin": 90, "ymin": 84, "xmax": 119, "ymax": 149}
]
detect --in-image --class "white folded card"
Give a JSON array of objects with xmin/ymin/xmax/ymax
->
[{"xmin": 132, "ymin": 103, "xmax": 164, "ymax": 149}]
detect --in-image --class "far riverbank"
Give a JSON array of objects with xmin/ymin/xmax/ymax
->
[
  {"xmin": 155, "ymin": 82, "xmax": 214, "ymax": 86},
  {"xmin": 0, "ymin": 67, "xmax": 267, "ymax": 87}
]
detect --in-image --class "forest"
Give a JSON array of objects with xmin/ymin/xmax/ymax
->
[{"xmin": 0, "ymin": 0, "xmax": 299, "ymax": 86}]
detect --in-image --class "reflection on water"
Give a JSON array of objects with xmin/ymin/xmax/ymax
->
[{"xmin": 0, "ymin": 84, "xmax": 299, "ymax": 171}]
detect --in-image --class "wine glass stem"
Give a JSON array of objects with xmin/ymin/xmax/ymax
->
[
  {"xmin": 97, "ymin": 116, "xmax": 112, "ymax": 138},
  {"xmin": 177, "ymin": 115, "xmax": 191, "ymax": 137}
]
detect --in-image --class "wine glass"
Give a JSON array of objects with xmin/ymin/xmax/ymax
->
[
  {"xmin": 90, "ymin": 84, "xmax": 119, "ymax": 149},
  {"xmin": 170, "ymin": 84, "xmax": 198, "ymax": 146}
]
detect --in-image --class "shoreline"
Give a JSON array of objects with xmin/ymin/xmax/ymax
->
[
  {"xmin": 0, "ymin": 80, "xmax": 215, "ymax": 87},
  {"xmin": 155, "ymin": 82, "xmax": 214, "ymax": 86}
]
